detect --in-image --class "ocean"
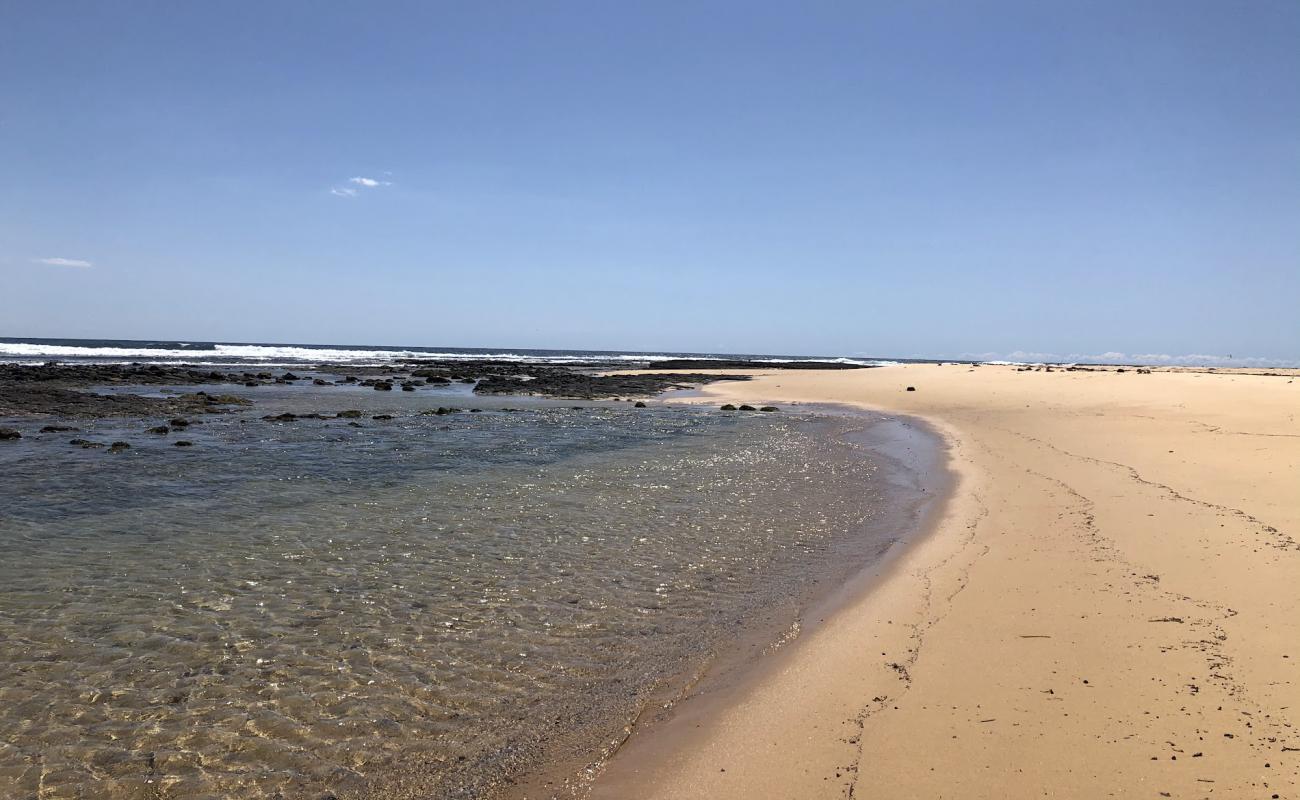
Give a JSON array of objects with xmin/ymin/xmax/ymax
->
[{"xmin": 0, "ymin": 336, "xmax": 902, "ymax": 368}]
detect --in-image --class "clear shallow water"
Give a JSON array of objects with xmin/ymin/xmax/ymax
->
[{"xmin": 0, "ymin": 393, "xmax": 922, "ymax": 799}]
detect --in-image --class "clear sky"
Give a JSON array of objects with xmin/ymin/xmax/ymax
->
[{"xmin": 3, "ymin": 1, "xmax": 1297, "ymax": 364}]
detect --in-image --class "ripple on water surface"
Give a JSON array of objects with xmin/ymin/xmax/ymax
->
[{"xmin": 0, "ymin": 404, "xmax": 903, "ymax": 799}]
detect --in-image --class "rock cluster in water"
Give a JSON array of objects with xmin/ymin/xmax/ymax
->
[{"xmin": 0, "ymin": 358, "xmax": 772, "ymax": 417}]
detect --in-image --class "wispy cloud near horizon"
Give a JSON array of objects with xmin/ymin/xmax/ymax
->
[{"xmin": 35, "ymin": 257, "xmax": 93, "ymax": 268}]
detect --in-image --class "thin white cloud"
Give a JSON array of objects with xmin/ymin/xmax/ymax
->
[
  {"xmin": 35, "ymin": 257, "xmax": 93, "ymax": 268},
  {"xmin": 330, "ymin": 175, "xmax": 392, "ymax": 197}
]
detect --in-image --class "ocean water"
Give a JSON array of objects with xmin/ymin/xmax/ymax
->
[
  {"xmin": 0, "ymin": 383, "xmax": 938, "ymax": 800},
  {"xmin": 0, "ymin": 336, "xmax": 902, "ymax": 367}
]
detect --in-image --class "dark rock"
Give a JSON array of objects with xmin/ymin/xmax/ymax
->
[
  {"xmin": 401, "ymin": 383, "xmax": 417, "ymax": 391},
  {"xmin": 0, "ymin": 362, "xmax": 254, "ymax": 393},
  {"xmin": 0, "ymin": 428, "xmax": 22, "ymax": 440},
  {"xmin": 720, "ymin": 404, "xmax": 737, "ymax": 411},
  {"xmin": 281, "ymin": 372, "xmax": 300, "ymax": 381},
  {"xmin": 648, "ymin": 359, "xmax": 873, "ymax": 371},
  {"xmin": 347, "ymin": 422, "xmax": 363, "ymax": 427},
  {"xmin": 374, "ymin": 382, "xmax": 393, "ymax": 391},
  {"xmin": 336, "ymin": 410, "xmax": 363, "ymax": 418},
  {"xmin": 147, "ymin": 425, "xmax": 170, "ymax": 434},
  {"xmin": 174, "ymin": 440, "xmax": 194, "ymax": 447},
  {"xmin": 169, "ymin": 418, "xmax": 192, "ymax": 427},
  {"xmin": 195, "ymin": 394, "xmax": 248, "ymax": 406},
  {"xmin": 262, "ymin": 413, "xmax": 298, "ymax": 422},
  {"xmin": 108, "ymin": 441, "xmax": 131, "ymax": 452},
  {"xmin": 0, "ymin": 381, "xmax": 247, "ymax": 419},
  {"xmin": 245, "ymin": 381, "xmax": 259, "ymax": 387},
  {"xmin": 738, "ymin": 404, "xmax": 757, "ymax": 411},
  {"xmin": 313, "ymin": 378, "xmax": 331, "ymax": 386},
  {"xmin": 474, "ymin": 371, "xmax": 747, "ymax": 400},
  {"xmin": 634, "ymin": 401, "xmax": 647, "ymax": 408},
  {"xmin": 760, "ymin": 406, "xmax": 779, "ymax": 412},
  {"xmin": 906, "ymin": 386, "xmax": 916, "ymax": 391},
  {"xmin": 421, "ymin": 407, "xmax": 461, "ymax": 416},
  {"xmin": 40, "ymin": 425, "xmax": 81, "ymax": 433},
  {"xmin": 372, "ymin": 414, "xmax": 394, "ymax": 420}
]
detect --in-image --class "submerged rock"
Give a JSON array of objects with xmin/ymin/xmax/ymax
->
[
  {"xmin": 40, "ymin": 425, "xmax": 81, "ymax": 433},
  {"xmin": 648, "ymin": 359, "xmax": 872, "ymax": 370},
  {"xmin": 147, "ymin": 425, "xmax": 170, "ymax": 434},
  {"xmin": 760, "ymin": 406, "xmax": 779, "ymax": 412},
  {"xmin": 108, "ymin": 441, "xmax": 131, "ymax": 452},
  {"xmin": 421, "ymin": 407, "xmax": 461, "ymax": 416},
  {"xmin": 336, "ymin": 410, "xmax": 363, "ymax": 418},
  {"xmin": 0, "ymin": 428, "xmax": 22, "ymax": 440},
  {"xmin": 193, "ymin": 393, "xmax": 249, "ymax": 406},
  {"xmin": 174, "ymin": 440, "xmax": 194, "ymax": 447}
]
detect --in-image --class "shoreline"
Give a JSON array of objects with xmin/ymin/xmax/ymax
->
[
  {"xmin": 585, "ymin": 363, "xmax": 1300, "ymax": 798},
  {"xmin": 506, "ymin": 405, "xmax": 954, "ymax": 800}
]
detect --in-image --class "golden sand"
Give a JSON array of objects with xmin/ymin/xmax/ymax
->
[{"xmin": 589, "ymin": 363, "xmax": 1300, "ymax": 799}]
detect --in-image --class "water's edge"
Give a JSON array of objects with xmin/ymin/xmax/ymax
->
[{"xmin": 508, "ymin": 404, "xmax": 953, "ymax": 800}]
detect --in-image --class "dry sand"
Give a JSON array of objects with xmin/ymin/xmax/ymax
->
[{"xmin": 588, "ymin": 363, "xmax": 1299, "ymax": 799}]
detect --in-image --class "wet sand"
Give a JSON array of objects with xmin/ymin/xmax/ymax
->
[{"xmin": 591, "ymin": 363, "xmax": 1300, "ymax": 799}]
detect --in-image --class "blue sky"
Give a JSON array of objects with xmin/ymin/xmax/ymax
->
[{"xmin": 3, "ymin": 1, "xmax": 1297, "ymax": 363}]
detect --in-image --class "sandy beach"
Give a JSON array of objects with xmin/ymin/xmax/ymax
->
[{"xmin": 592, "ymin": 363, "xmax": 1300, "ymax": 799}]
